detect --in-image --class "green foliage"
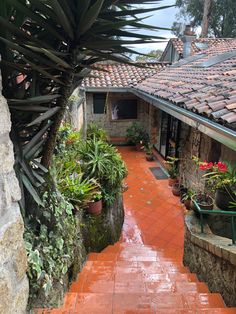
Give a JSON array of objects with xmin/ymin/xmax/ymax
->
[
  {"xmin": 135, "ymin": 49, "xmax": 163, "ymax": 61},
  {"xmin": 54, "ymin": 128, "xmax": 102, "ymax": 207},
  {"xmin": 77, "ymin": 138, "xmax": 127, "ymax": 205},
  {"xmin": 87, "ymin": 123, "xmax": 109, "ymax": 142},
  {"xmin": 126, "ymin": 122, "xmax": 150, "ymax": 145},
  {"xmin": 0, "ymin": 0, "xmax": 169, "ymax": 210},
  {"xmin": 143, "ymin": 142, "xmax": 153, "ymax": 155},
  {"xmin": 174, "ymin": 0, "xmax": 236, "ymax": 37},
  {"xmin": 24, "ymin": 191, "xmax": 79, "ymax": 305},
  {"xmin": 55, "ymin": 125, "xmax": 82, "ymax": 155},
  {"xmin": 165, "ymin": 156, "xmax": 179, "ymax": 179}
]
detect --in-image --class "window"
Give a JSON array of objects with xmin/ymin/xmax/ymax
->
[
  {"xmin": 111, "ymin": 99, "xmax": 137, "ymax": 120},
  {"xmin": 93, "ymin": 93, "xmax": 106, "ymax": 114}
]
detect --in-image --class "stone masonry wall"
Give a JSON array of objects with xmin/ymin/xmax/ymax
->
[
  {"xmin": 178, "ymin": 125, "xmax": 236, "ymax": 191},
  {"xmin": 0, "ymin": 70, "xmax": 28, "ymax": 313},
  {"xmin": 86, "ymin": 92, "xmax": 150, "ymax": 138},
  {"xmin": 184, "ymin": 212, "xmax": 236, "ymax": 306}
]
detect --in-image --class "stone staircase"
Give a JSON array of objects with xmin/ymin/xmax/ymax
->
[{"xmin": 37, "ymin": 242, "xmax": 236, "ymax": 313}]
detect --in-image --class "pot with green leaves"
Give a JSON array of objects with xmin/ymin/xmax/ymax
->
[
  {"xmin": 191, "ymin": 193, "xmax": 214, "ymax": 211},
  {"xmin": 172, "ymin": 183, "xmax": 182, "ymax": 197},
  {"xmin": 165, "ymin": 156, "xmax": 179, "ymax": 186},
  {"xmin": 143, "ymin": 142, "xmax": 154, "ymax": 161},
  {"xmin": 181, "ymin": 189, "xmax": 194, "ymax": 210},
  {"xmin": 88, "ymin": 192, "xmax": 103, "ymax": 215},
  {"xmin": 201, "ymin": 161, "xmax": 236, "ymax": 211}
]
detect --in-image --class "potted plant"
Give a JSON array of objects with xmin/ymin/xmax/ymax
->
[
  {"xmin": 201, "ymin": 161, "xmax": 236, "ymax": 211},
  {"xmin": 143, "ymin": 142, "xmax": 154, "ymax": 161},
  {"xmin": 172, "ymin": 183, "xmax": 182, "ymax": 196},
  {"xmin": 88, "ymin": 191, "xmax": 103, "ymax": 215},
  {"xmin": 191, "ymin": 192, "xmax": 214, "ymax": 211},
  {"xmin": 181, "ymin": 189, "xmax": 194, "ymax": 210},
  {"xmin": 190, "ymin": 156, "xmax": 214, "ymax": 212},
  {"xmin": 126, "ymin": 122, "xmax": 149, "ymax": 151},
  {"xmin": 165, "ymin": 156, "xmax": 179, "ymax": 186}
]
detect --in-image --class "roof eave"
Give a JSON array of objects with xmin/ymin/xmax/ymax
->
[
  {"xmin": 83, "ymin": 87, "xmax": 131, "ymax": 93},
  {"xmin": 132, "ymin": 88, "xmax": 236, "ymax": 152}
]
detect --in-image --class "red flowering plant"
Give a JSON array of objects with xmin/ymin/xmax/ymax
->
[{"xmin": 199, "ymin": 160, "xmax": 236, "ymax": 193}]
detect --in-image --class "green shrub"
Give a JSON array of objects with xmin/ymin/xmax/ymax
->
[
  {"xmin": 126, "ymin": 122, "xmax": 149, "ymax": 145},
  {"xmin": 87, "ymin": 123, "xmax": 108, "ymax": 142},
  {"xmin": 77, "ymin": 138, "xmax": 127, "ymax": 205},
  {"xmin": 24, "ymin": 191, "xmax": 79, "ymax": 305}
]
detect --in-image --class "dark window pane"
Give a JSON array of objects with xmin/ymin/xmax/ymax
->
[
  {"xmin": 93, "ymin": 93, "xmax": 106, "ymax": 114},
  {"xmin": 112, "ymin": 99, "xmax": 137, "ymax": 120}
]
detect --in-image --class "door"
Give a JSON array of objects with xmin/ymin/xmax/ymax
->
[{"xmin": 157, "ymin": 111, "xmax": 181, "ymax": 159}]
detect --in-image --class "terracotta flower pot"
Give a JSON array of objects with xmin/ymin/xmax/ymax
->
[
  {"xmin": 87, "ymin": 200, "xmax": 102, "ymax": 215},
  {"xmin": 168, "ymin": 177, "xmax": 178, "ymax": 187},
  {"xmin": 215, "ymin": 189, "xmax": 235, "ymax": 211},
  {"xmin": 172, "ymin": 183, "xmax": 181, "ymax": 197}
]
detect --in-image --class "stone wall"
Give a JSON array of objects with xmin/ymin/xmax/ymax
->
[
  {"xmin": 184, "ymin": 212, "xmax": 236, "ymax": 306},
  {"xmin": 178, "ymin": 125, "xmax": 236, "ymax": 191},
  {"xmin": 86, "ymin": 92, "xmax": 151, "ymax": 139},
  {"xmin": 0, "ymin": 71, "xmax": 28, "ymax": 313},
  {"xmin": 82, "ymin": 195, "xmax": 124, "ymax": 252}
]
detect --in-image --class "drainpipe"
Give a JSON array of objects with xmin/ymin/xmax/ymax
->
[{"xmin": 181, "ymin": 25, "xmax": 196, "ymax": 58}]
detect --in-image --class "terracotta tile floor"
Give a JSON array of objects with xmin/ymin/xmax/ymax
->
[{"xmin": 36, "ymin": 147, "xmax": 236, "ymax": 314}]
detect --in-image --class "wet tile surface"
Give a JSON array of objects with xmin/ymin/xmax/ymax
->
[{"xmin": 36, "ymin": 147, "xmax": 236, "ymax": 314}]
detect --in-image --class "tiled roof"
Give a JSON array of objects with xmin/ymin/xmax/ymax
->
[
  {"xmin": 83, "ymin": 62, "xmax": 167, "ymax": 89},
  {"xmin": 137, "ymin": 39, "xmax": 236, "ymax": 130},
  {"xmin": 171, "ymin": 38, "xmax": 234, "ymax": 55}
]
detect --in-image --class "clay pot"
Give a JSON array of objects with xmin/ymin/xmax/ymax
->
[
  {"xmin": 87, "ymin": 200, "xmax": 102, "ymax": 215},
  {"xmin": 184, "ymin": 199, "xmax": 191, "ymax": 210},
  {"xmin": 145, "ymin": 153, "xmax": 154, "ymax": 161},
  {"xmin": 191, "ymin": 194, "xmax": 214, "ymax": 211},
  {"xmin": 172, "ymin": 183, "xmax": 181, "ymax": 197},
  {"xmin": 168, "ymin": 177, "xmax": 178, "ymax": 187},
  {"xmin": 215, "ymin": 189, "xmax": 235, "ymax": 211}
]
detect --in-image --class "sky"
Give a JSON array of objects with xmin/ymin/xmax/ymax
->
[{"xmin": 131, "ymin": 0, "xmax": 181, "ymax": 55}]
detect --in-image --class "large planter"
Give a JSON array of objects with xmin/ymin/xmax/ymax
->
[
  {"xmin": 215, "ymin": 189, "xmax": 235, "ymax": 211},
  {"xmin": 191, "ymin": 193, "xmax": 214, "ymax": 212},
  {"xmin": 87, "ymin": 200, "xmax": 102, "ymax": 215}
]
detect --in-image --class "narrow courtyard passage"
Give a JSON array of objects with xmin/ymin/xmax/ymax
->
[{"xmin": 37, "ymin": 147, "xmax": 234, "ymax": 314}]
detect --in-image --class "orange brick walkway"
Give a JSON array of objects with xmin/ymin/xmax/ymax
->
[{"xmin": 37, "ymin": 147, "xmax": 235, "ymax": 314}]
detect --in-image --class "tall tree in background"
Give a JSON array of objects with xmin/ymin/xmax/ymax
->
[
  {"xmin": 135, "ymin": 49, "xmax": 163, "ymax": 61},
  {"xmin": 201, "ymin": 0, "xmax": 212, "ymax": 37},
  {"xmin": 174, "ymin": 0, "xmax": 236, "ymax": 38}
]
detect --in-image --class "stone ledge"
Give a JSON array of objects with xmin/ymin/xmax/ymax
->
[
  {"xmin": 184, "ymin": 211, "xmax": 236, "ymax": 306},
  {"xmin": 185, "ymin": 211, "xmax": 236, "ymax": 266}
]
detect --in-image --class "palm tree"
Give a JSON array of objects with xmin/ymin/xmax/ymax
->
[{"xmin": 0, "ymin": 0, "xmax": 171, "ymax": 208}]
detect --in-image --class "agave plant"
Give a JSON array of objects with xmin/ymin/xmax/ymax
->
[{"xmin": 0, "ymin": 0, "xmax": 170, "ymax": 210}]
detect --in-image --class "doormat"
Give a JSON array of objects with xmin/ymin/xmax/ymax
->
[{"xmin": 149, "ymin": 167, "xmax": 169, "ymax": 180}]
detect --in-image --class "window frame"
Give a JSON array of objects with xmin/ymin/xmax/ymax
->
[{"xmin": 93, "ymin": 93, "xmax": 107, "ymax": 114}]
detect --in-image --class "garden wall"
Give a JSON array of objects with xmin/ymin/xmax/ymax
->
[
  {"xmin": 184, "ymin": 212, "xmax": 236, "ymax": 306},
  {"xmin": 0, "ymin": 68, "xmax": 28, "ymax": 313},
  {"xmin": 82, "ymin": 195, "xmax": 124, "ymax": 252},
  {"xmin": 86, "ymin": 92, "xmax": 151, "ymax": 140}
]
